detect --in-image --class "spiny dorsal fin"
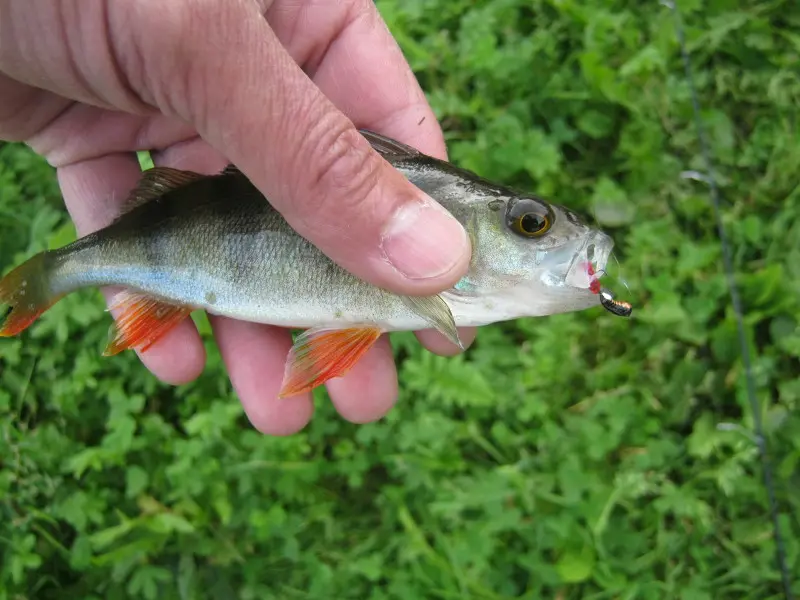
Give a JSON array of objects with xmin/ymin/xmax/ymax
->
[
  {"xmin": 221, "ymin": 164, "xmax": 242, "ymax": 177},
  {"xmin": 118, "ymin": 167, "xmax": 205, "ymax": 216},
  {"xmin": 359, "ymin": 129, "xmax": 421, "ymax": 158}
]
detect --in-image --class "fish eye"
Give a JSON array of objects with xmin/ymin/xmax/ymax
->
[{"xmin": 506, "ymin": 198, "xmax": 553, "ymax": 238}]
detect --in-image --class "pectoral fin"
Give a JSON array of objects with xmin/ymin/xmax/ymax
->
[
  {"xmin": 103, "ymin": 290, "xmax": 194, "ymax": 356},
  {"xmin": 279, "ymin": 325, "xmax": 383, "ymax": 398},
  {"xmin": 401, "ymin": 294, "xmax": 463, "ymax": 349}
]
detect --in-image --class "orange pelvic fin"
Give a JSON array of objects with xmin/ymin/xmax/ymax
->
[
  {"xmin": 278, "ymin": 325, "xmax": 383, "ymax": 398},
  {"xmin": 104, "ymin": 290, "xmax": 193, "ymax": 356}
]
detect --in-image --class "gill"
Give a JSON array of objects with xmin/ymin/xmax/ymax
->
[{"xmin": 663, "ymin": 1, "xmax": 795, "ymax": 598}]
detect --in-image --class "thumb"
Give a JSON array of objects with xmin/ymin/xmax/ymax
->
[{"xmin": 126, "ymin": 1, "xmax": 471, "ymax": 295}]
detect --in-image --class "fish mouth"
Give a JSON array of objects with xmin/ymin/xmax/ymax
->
[
  {"xmin": 563, "ymin": 232, "xmax": 613, "ymax": 291},
  {"xmin": 535, "ymin": 231, "xmax": 613, "ymax": 293}
]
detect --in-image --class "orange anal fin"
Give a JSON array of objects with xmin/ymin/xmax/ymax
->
[
  {"xmin": 278, "ymin": 326, "xmax": 382, "ymax": 398},
  {"xmin": 103, "ymin": 291, "xmax": 193, "ymax": 356}
]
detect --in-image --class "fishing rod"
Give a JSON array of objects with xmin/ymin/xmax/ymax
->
[{"xmin": 663, "ymin": 1, "xmax": 794, "ymax": 597}]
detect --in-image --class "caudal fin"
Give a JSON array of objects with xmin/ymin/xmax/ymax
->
[{"xmin": 0, "ymin": 253, "xmax": 61, "ymax": 337}]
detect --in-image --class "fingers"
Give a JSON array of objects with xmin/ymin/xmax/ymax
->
[
  {"xmin": 100, "ymin": 0, "xmax": 470, "ymax": 296},
  {"xmin": 28, "ymin": 104, "xmax": 196, "ymax": 168},
  {"xmin": 210, "ymin": 316, "xmax": 315, "ymax": 436},
  {"xmin": 0, "ymin": 2, "xmax": 149, "ymax": 113},
  {"xmin": 211, "ymin": 318, "xmax": 398, "ymax": 433},
  {"xmin": 0, "ymin": 74, "xmax": 72, "ymax": 142},
  {"xmin": 56, "ymin": 153, "xmax": 206, "ymax": 385},
  {"xmin": 324, "ymin": 334, "xmax": 398, "ymax": 424},
  {"xmin": 415, "ymin": 327, "xmax": 478, "ymax": 357}
]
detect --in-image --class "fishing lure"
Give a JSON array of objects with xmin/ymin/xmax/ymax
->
[
  {"xmin": 586, "ymin": 262, "xmax": 632, "ymax": 318},
  {"xmin": 599, "ymin": 288, "xmax": 632, "ymax": 318}
]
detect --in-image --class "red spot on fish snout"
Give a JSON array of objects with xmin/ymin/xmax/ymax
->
[{"xmin": 587, "ymin": 262, "xmax": 602, "ymax": 295}]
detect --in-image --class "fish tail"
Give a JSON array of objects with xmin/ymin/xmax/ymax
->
[{"xmin": 0, "ymin": 252, "xmax": 63, "ymax": 337}]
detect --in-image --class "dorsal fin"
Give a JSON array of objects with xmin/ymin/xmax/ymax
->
[
  {"xmin": 117, "ymin": 167, "xmax": 205, "ymax": 217},
  {"xmin": 359, "ymin": 129, "xmax": 421, "ymax": 158},
  {"xmin": 221, "ymin": 164, "xmax": 242, "ymax": 177}
]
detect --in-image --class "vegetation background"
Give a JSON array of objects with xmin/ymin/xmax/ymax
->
[{"xmin": 1, "ymin": 0, "xmax": 799, "ymax": 598}]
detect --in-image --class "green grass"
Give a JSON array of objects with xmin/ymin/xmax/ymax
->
[{"xmin": 2, "ymin": 0, "xmax": 799, "ymax": 598}]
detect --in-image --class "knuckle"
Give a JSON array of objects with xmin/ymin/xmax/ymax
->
[
  {"xmin": 105, "ymin": 1, "xmax": 190, "ymax": 108},
  {"xmin": 110, "ymin": 0, "xmax": 241, "ymax": 116},
  {"xmin": 298, "ymin": 112, "xmax": 384, "ymax": 218}
]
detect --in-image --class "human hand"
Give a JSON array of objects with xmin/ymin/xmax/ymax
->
[{"xmin": 0, "ymin": 0, "xmax": 475, "ymax": 434}]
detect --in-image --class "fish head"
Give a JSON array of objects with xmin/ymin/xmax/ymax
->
[{"xmin": 452, "ymin": 194, "xmax": 614, "ymax": 320}]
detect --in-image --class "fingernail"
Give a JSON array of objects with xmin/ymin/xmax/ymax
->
[{"xmin": 380, "ymin": 194, "xmax": 469, "ymax": 280}]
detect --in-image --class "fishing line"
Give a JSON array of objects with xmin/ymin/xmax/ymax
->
[
  {"xmin": 608, "ymin": 252, "xmax": 632, "ymax": 295},
  {"xmin": 663, "ymin": 1, "xmax": 794, "ymax": 597}
]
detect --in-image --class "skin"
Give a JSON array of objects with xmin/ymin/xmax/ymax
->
[{"xmin": 0, "ymin": 0, "xmax": 477, "ymax": 435}]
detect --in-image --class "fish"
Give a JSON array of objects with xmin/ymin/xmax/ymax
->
[{"xmin": 0, "ymin": 130, "xmax": 627, "ymax": 397}]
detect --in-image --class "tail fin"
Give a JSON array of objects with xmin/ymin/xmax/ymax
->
[{"xmin": 0, "ymin": 252, "xmax": 62, "ymax": 337}]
